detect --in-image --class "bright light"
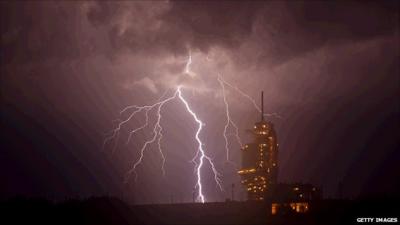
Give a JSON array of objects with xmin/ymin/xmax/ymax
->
[
  {"xmin": 103, "ymin": 52, "xmax": 280, "ymax": 203},
  {"xmin": 177, "ymin": 86, "xmax": 222, "ymax": 202},
  {"xmin": 218, "ymin": 75, "xmax": 243, "ymax": 163}
]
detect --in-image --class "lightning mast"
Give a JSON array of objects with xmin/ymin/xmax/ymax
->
[{"xmin": 238, "ymin": 91, "xmax": 279, "ymax": 200}]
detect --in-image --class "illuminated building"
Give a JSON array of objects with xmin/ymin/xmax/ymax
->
[
  {"xmin": 266, "ymin": 183, "xmax": 322, "ymax": 215},
  {"xmin": 238, "ymin": 91, "xmax": 322, "ymax": 215},
  {"xmin": 238, "ymin": 92, "xmax": 278, "ymax": 201}
]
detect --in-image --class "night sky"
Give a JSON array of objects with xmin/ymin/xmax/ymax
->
[{"xmin": 1, "ymin": 1, "xmax": 399, "ymax": 204}]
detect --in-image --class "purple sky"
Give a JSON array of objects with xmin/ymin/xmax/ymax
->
[{"xmin": 1, "ymin": 1, "xmax": 399, "ymax": 203}]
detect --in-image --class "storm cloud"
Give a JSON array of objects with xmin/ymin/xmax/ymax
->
[{"xmin": 1, "ymin": 1, "xmax": 399, "ymax": 203}]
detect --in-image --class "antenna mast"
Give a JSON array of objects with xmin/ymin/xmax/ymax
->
[{"xmin": 261, "ymin": 91, "xmax": 264, "ymax": 121}]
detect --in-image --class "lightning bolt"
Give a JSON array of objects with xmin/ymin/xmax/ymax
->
[
  {"xmin": 177, "ymin": 86, "xmax": 223, "ymax": 202},
  {"xmin": 125, "ymin": 90, "xmax": 178, "ymax": 182},
  {"xmin": 218, "ymin": 76, "xmax": 282, "ymax": 119},
  {"xmin": 103, "ymin": 106, "xmax": 145, "ymax": 154},
  {"xmin": 185, "ymin": 53, "xmax": 192, "ymax": 74},
  {"xmin": 104, "ymin": 52, "xmax": 280, "ymax": 203},
  {"xmin": 216, "ymin": 74, "xmax": 282, "ymax": 173},
  {"xmin": 217, "ymin": 75, "xmax": 243, "ymax": 164},
  {"xmin": 105, "ymin": 86, "xmax": 222, "ymax": 203},
  {"xmin": 185, "ymin": 51, "xmax": 196, "ymax": 77}
]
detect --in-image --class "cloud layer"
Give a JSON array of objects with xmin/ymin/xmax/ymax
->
[{"xmin": 1, "ymin": 1, "xmax": 399, "ymax": 202}]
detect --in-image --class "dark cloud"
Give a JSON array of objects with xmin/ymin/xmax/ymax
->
[
  {"xmin": 1, "ymin": 2, "xmax": 81, "ymax": 63},
  {"xmin": 83, "ymin": 1, "xmax": 399, "ymax": 64},
  {"xmin": 1, "ymin": 1, "xmax": 399, "ymax": 202},
  {"xmin": 2, "ymin": 1, "xmax": 397, "ymax": 64},
  {"xmin": 251, "ymin": 1, "xmax": 399, "ymax": 66},
  {"xmin": 84, "ymin": 1, "xmax": 262, "ymax": 56},
  {"xmin": 161, "ymin": 1, "xmax": 260, "ymax": 52}
]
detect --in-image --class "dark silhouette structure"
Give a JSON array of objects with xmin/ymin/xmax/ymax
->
[
  {"xmin": 238, "ymin": 92, "xmax": 279, "ymax": 200},
  {"xmin": 2, "ymin": 196, "xmax": 398, "ymax": 225},
  {"xmin": 238, "ymin": 92, "xmax": 322, "ymax": 215}
]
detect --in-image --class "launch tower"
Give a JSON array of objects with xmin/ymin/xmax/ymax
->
[{"xmin": 238, "ymin": 92, "xmax": 278, "ymax": 201}]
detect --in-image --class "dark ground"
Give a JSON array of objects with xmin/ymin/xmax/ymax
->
[{"xmin": 1, "ymin": 197, "xmax": 398, "ymax": 225}]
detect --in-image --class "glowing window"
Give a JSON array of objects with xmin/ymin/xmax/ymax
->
[{"xmin": 271, "ymin": 204, "xmax": 278, "ymax": 215}]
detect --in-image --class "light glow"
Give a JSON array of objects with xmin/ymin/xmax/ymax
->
[{"xmin": 104, "ymin": 52, "xmax": 280, "ymax": 203}]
